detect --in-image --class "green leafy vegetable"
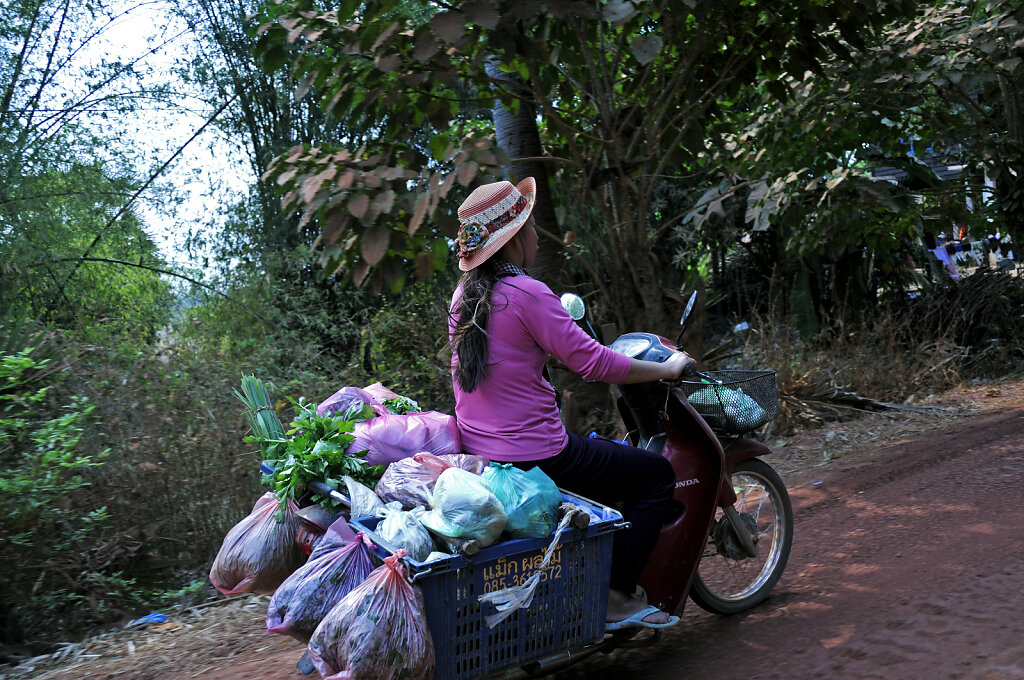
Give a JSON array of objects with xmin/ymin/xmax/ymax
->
[
  {"xmin": 236, "ymin": 377, "xmax": 385, "ymax": 516},
  {"xmin": 382, "ymin": 395, "xmax": 419, "ymax": 415}
]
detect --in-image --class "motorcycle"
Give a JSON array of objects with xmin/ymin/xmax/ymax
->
[
  {"xmin": 287, "ymin": 291, "xmax": 793, "ymax": 680},
  {"xmin": 561, "ymin": 291, "xmax": 792, "ymax": 624}
]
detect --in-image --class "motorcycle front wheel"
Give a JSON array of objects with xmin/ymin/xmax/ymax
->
[{"xmin": 689, "ymin": 457, "xmax": 793, "ymax": 615}]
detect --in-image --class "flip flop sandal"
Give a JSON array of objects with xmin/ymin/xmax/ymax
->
[{"xmin": 605, "ymin": 605, "xmax": 680, "ymax": 631}]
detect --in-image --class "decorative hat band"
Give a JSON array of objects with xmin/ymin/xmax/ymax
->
[{"xmin": 456, "ymin": 194, "xmax": 528, "ymax": 259}]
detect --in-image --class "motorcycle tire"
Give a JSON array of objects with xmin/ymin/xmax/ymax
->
[{"xmin": 689, "ymin": 457, "xmax": 793, "ymax": 615}]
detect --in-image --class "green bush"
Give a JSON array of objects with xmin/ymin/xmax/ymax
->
[{"xmin": 0, "ymin": 349, "xmax": 110, "ymax": 639}]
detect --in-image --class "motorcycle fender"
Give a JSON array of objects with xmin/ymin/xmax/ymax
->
[
  {"xmin": 637, "ymin": 387, "xmax": 725, "ymax": 616},
  {"xmin": 717, "ymin": 438, "xmax": 775, "ymax": 506}
]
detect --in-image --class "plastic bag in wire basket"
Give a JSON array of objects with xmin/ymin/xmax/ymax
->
[{"xmin": 688, "ymin": 385, "xmax": 768, "ymax": 432}]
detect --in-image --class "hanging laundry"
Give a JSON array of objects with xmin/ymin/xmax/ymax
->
[{"xmin": 931, "ymin": 247, "xmax": 960, "ymax": 280}]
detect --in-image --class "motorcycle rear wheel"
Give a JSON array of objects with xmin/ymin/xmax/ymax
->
[{"xmin": 690, "ymin": 457, "xmax": 793, "ymax": 615}]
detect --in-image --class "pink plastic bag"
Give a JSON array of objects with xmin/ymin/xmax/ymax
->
[
  {"xmin": 375, "ymin": 452, "xmax": 488, "ymax": 509},
  {"xmin": 362, "ymin": 382, "xmax": 404, "ymax": 404},
  {"xmin": 345, "ymin": 411, "xmax": 461, "ymax": 465},
  {"xmin": 308, "ymin": 550, "xmax": 435, "ymax": 680},
  {"xmin": 209, "ymin": 492, "xmax": 305, "ymax": 596},
  {"xmin": 317, "ymin": 386, "xmax": 387, "ymax": 419},
  {"xmin": 266, "ymin": 519, "xmax": 377, "ymax": 643}
]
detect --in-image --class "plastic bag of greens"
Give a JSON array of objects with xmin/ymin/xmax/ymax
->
[
  {"xmin": 420, "ymin": 467, "xmax": 506, "ymax": 547},
  {"xmin": 308, "ymin": 550, "xmax": 435, "ymax": 680},
  {"xmin": 317, "ymin": 386, "xmax": 386, "ymax": 419},
  {"xmin": 209, "ymin": 492, "xmax": 305, "ymax": 596},
  {"xmin": 375, "ymin": 452, "xmax": 488, "ymax": 510},
  {"xmin": 363, "ymin": 382, "xmax": 421, "ymax": 414},
  {"xmin": 266, "ymin": 519, "xmax": 377, "ymax": 643},
  {"xmin": 482, "ymin": 464, "xmax": 561, "ymax": 539},
  {"xmin": 376, "ymin": 502, "xmax": 434, "ymax": 562},
  {"xmin": 346, "ymin": 411, "xmax": 461, "ymax": 465}
]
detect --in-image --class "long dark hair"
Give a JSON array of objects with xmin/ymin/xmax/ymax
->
[{"xmin": 450, "ymin": 259, "xmax": 503, "ymax": 393}]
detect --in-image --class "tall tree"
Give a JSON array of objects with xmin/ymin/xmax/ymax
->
[{"xmin": 254, "ymin": 0, "xmax": 915, "ymax": 335}]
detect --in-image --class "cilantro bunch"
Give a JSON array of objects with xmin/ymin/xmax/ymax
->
[{"xmin": 258, "ymin": 399, "xmax": 385, "ymax": 513}]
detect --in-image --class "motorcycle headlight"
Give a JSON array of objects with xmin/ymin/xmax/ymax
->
[{"xmin": 609, "ymin": 334, "xmax": 652, "ymax": 358}]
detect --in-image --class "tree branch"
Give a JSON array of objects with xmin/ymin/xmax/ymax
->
[
  {"xmin": 57, "ymin": 94, "xmax": 239, "ymax": 296},
  {"xmin": 42, "ymin": 257, "xmax": 267, "ymax": 321}
]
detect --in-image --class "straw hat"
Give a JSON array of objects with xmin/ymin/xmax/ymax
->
[{"xmin": 455, "ymin": 177, "xmax": 536, "ymax": 271}]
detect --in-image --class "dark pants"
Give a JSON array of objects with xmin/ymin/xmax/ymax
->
[{"xmin": 518, "ymin": 432, "xmax": 676, "ymax": 593}]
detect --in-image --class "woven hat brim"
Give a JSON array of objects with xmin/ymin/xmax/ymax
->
[{"xmin": 458, "ymin": 178, "xmax": 536, "ymax": 271}]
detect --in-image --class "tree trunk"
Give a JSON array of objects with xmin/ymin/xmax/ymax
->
[{"xmin": 484, "ymin": 58, "xmax": 567, "ymax": 289}]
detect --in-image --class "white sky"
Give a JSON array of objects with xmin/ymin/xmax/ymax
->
[{"xmin": 84, "ymin": 0, "xmax": 251, "ymax": 274}]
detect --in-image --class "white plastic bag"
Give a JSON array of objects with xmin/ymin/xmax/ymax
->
[
  {"xmin": 420, "ymin": 467, "xmax": 506, "ymax": 547},
  {"xmin": 376, "ymin": 502, "xmax": 434, "ymax": 562},
  {"xmin": 343, "ymin": 475, "xmax": 384, "ymax": 519}
]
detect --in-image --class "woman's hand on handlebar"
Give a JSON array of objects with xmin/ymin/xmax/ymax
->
[
  {"xmin": 663, "ymin": 350, "xmax": 697, "ymax": 379},
  {"xmin": 622, "ymin": 351, "xmax": 696, "ymax": 384}
]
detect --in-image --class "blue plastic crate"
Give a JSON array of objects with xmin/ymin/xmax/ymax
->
[{"xmin": 350, "ymin": 491, "xmax": 626, "ymax": 680}]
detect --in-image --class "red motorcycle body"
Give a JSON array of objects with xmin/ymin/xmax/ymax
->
[{"xmin": 614, "ymin": 335, "xmax": 779, "ymax": 616}]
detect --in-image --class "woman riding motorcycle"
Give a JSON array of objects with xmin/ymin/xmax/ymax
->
[{"xmin": 447, "ymin": 177, "xmax": 695, "ymax": 630}]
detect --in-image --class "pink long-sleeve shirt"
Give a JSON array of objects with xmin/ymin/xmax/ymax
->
[{"xmin": 449, "ymin": 274, "xmax": 631, "ymax": 461}]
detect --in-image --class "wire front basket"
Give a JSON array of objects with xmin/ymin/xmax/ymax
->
[{"xmin": 678, "ymin": 370, "xmax": 779, "ymax": 435}]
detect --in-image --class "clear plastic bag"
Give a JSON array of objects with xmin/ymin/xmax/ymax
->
[
  {"xmin": 266, "ymin": 519, "xmax": 377, "ymax": 643},
  {"xmin": 375, "ymin": 452, "xmax": 488, "ymax": 509},
  {"xmin": 342, "ymin": 475, "xmax": 384, "ymax": 519},
  {"xmin": 209, "ymin": 492, "xmax": 305, "ymax": 596},
  {"xmin": 363, "ymin": 382, "xmax": 420, "ymax": 413},
  {"xmin": 420, "ymin": 467, "xmax": 507, "ymax": 547},
  {"xmin": 377, "ymin": 502, "xmax": 435, "ymax": 562},
  {"xmin": 346, "ymin": 411, "xmax": 461, "ymax": 465},
  {"xmin": 689, "ymin": 385, "xmax": 767, "ymax": 431},
  {"xmin": 482, "ymin": 464, "xmax": 561, "ymax": 539},
  {"xmin": 308, "ymin": 550, "xmax": 435, "ymax": 680}
]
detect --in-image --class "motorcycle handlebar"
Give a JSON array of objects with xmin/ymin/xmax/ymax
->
[{"xmin": 669, "ymin": 363, "xmax": 722, "ymax": 385}]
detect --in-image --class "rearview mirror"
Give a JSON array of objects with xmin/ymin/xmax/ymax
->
[
  {"xmin": 675, "ymin": 290, "xmax": 698, "ymax": 347},
  {"xmin": 560, "ymin": 293, "xmax": 586, "ymax": 321},
  {"xmin": 679, "ymin": 290, "xmax": 697, "ymax": 327}
]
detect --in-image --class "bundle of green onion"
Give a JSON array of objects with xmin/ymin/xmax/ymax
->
[{"xmin": 234, "ymin": 374, "xmax": 287, "ymax": 459}]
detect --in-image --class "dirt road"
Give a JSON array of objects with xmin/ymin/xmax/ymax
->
[
  {"xmin": 9, "ymin": 380, "xmax": 1024, "ymax": 680},
  {"xmin": 557, "ymin": 394, "xmax": 1024, "ymax": 680}
]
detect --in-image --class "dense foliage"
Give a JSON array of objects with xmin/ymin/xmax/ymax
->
[
  {"xmin": 0, "ymin": 348, "xmax": 109, "ymax": 637},
  {"xmin": 252, "ymin": 0, "xmax": 919, "ymax": 333}
]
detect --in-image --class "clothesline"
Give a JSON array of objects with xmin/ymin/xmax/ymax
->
[
  {"xmin": 930, "ymin": 236, "xmax": 1015, "ymax": 280},
  {"xmin": 935, "ymin": 237, "xmax": 1004, "ymax": 255}
]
